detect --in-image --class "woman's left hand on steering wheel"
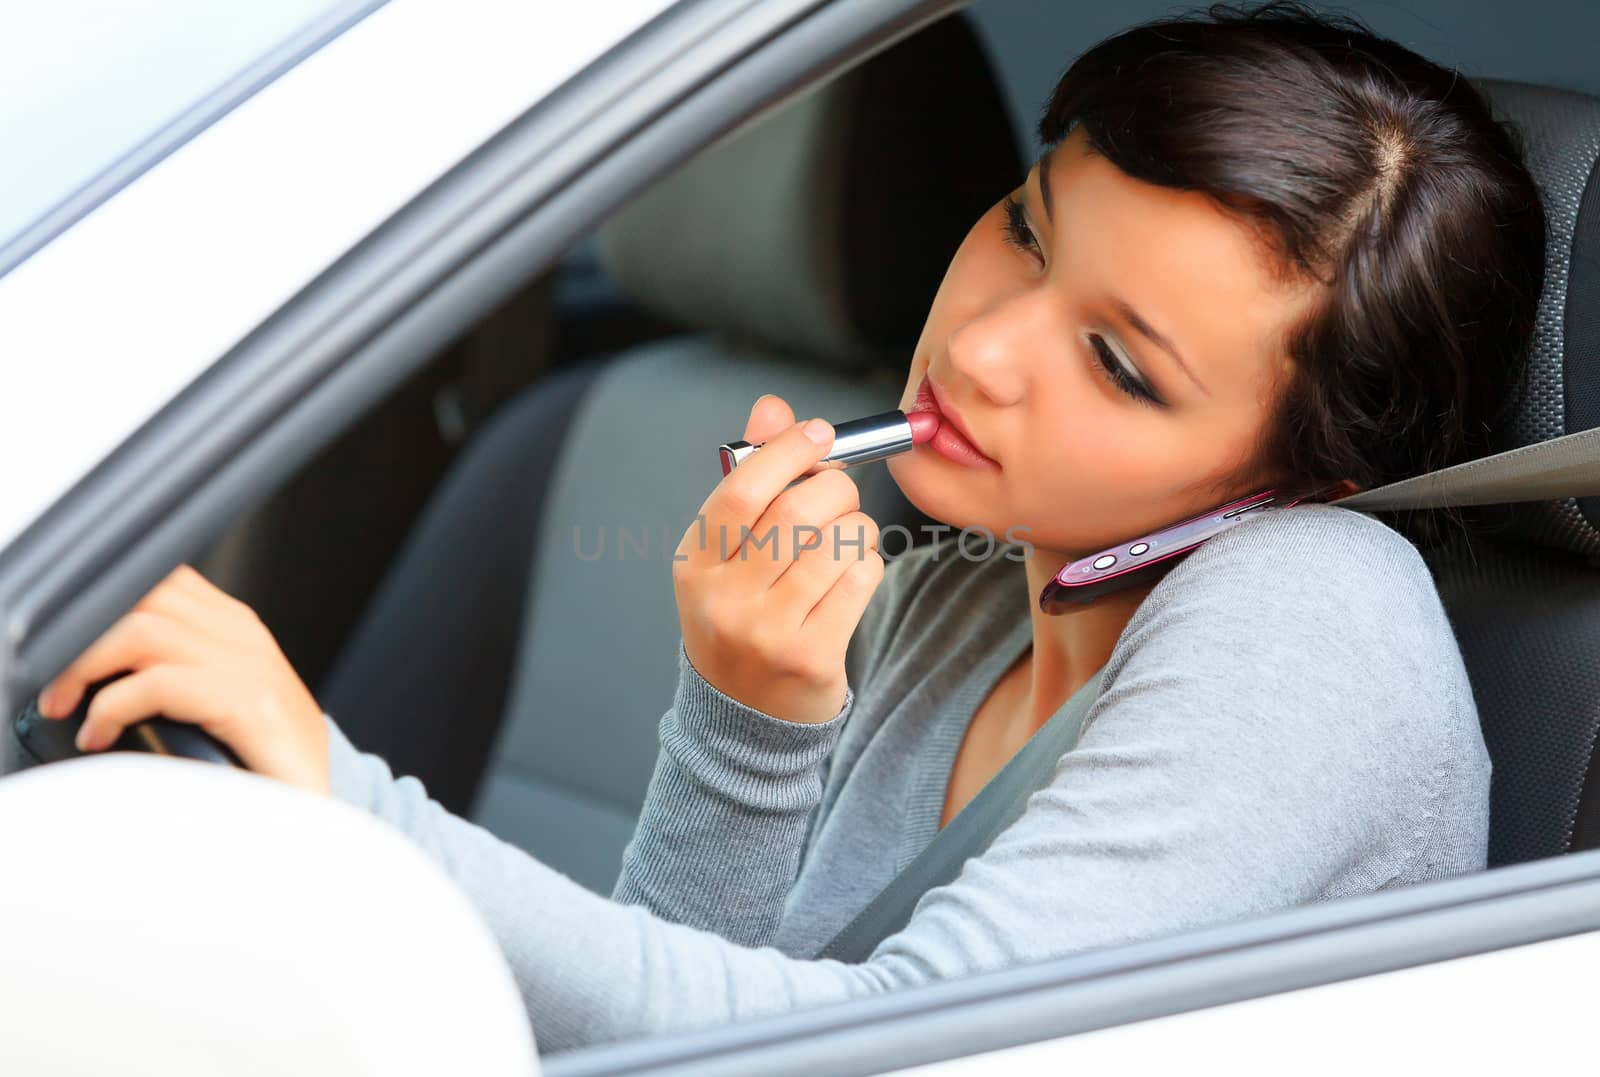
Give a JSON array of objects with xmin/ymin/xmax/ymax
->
[{"xmin": 35, "ymin": 565, "xmax": 330, "ymax": 794}]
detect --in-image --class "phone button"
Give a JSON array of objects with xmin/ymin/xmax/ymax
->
[
  {"xmin": 1128, "ymin": 542, "xmax": 1150, "ymax": 556},
  {"xmin": 1091, "ymin": 554, "xmax": 1117, "ymax": 570}
]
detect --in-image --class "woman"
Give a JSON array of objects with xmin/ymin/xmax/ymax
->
[{"xmin": 39, "ymin": 3, "xmax": 1545, "ymax": 1053}]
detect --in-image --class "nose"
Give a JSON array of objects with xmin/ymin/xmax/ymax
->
[{"xmin": 944, "ymin": 289, "xmax": 1052, "ymax": 406}]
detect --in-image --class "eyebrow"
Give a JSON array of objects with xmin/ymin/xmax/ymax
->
[
  {"xmin": 1115, "ymin": 300, "xmax": 1209, "ymax": 396},
  {"xmin": 1037, "ymin": 146, "xmax": 1057, "ymax": 223}
]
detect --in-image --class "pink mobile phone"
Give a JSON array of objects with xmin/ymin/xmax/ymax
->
[{"xmin": 1038, "ymin": 488, "xmax": 1318, "ymax": 613}]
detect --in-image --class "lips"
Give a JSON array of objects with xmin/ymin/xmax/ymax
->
[{"xmin": 908, "ymin": 373, "xmax": 1000, "ymax": 470}]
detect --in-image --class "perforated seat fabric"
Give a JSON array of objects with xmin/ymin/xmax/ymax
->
[
  {"xmin": 1427, "ymin": 81, "xmax": 1600, "ymax": 866},
  {"xmin": 323, "ymin": 14, "xmax": 1019, "ymax": 892},
  {"xmin": 1432, "ymin": 538, "xmax": 1600, "ymax": 865}
]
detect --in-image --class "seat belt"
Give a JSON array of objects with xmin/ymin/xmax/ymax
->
[
  {"xmin": 818, "ymin": 421, "xmax": 1600, "ymax": 963},
  {"xmin": 1329, "ymin": 423, "xmax": 1600, "ymax": 511},
  {"xmin": 819, "ymin": 667, "xmax": 1108, "ymax": 962}
]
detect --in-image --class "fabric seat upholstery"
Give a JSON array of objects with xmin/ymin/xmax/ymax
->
[{"xmin": 1428, "ymin": 81, "xmax": 1600, "ymax": 866}]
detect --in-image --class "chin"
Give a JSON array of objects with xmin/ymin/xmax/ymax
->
[
  {"xmin": 887, "ymin": 453, "xmax": 1011, "ymax": 540},
  {"xmin": 887, "ymin": 453, "xmax": 958, "ymax": 522},
  {"xmin": 888, "ymin": 453, "xmax": 1100, "ymax": 561}
]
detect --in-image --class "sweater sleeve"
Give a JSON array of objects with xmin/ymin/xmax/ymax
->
[
  {"xmin": 324, "ymin": 505, "xmax": 1485, "ymax": 1056},
  {"xmin": 606, "ymin": 644, "xmax": 850, "ymax": 945},
  {"xmin": 608, "ymin": 545, "xmax": 930, "ymax": 945},
  {"xmin": 327, "ymin": 718, "xmax": 889, "ymax": 1053}
]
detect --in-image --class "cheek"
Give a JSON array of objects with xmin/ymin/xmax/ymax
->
[
  {"xmin": 1016, "ymin": 386, "xmax": 1171, "ymax": 506},
  {"xmin": 1006, "ymin": 384, "xmax": 1264, "ymax": 544}
]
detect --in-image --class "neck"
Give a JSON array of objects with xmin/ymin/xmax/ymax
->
[{"xmin": 1013, "ymin": 547, "xmax": 1155, "ymax": 735}]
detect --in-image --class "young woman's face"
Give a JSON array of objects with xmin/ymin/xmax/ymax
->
[{"xmin": 889, "ymin": 127, "xmax": 1324, "ymax": 558}]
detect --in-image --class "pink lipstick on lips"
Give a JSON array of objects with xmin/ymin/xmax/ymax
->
[
  {"xmin": 908, "ymin": 374, "xmax": 1000, "ymax": 470},
  {"xmin": 718, "ymin": 409, "xmax": 940, "ymax": 476}
]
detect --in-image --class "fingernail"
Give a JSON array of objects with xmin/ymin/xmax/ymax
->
[
  {"xmin": 749, "ymin": 394, "xmax": 774, "ymax": 417},
  {"xmin": 74, "ymin": 725, "xmax": 95, "ymax": 752},
  {"xmin": 37, "ymin": 689, "xmax": 54, "ymax": 717},
  {"xmin": 803, "ymin": 418, "xmax": 833, "ymax": 445}
]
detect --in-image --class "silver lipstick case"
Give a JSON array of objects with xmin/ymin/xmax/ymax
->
[{"xmin": 719, "ymin": 409, "xmax": 915, "ymax": 476}]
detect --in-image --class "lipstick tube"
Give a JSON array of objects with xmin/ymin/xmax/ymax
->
[{"xmin": 719, "ymin": 410, "xmax": 915, "ymax": 476}]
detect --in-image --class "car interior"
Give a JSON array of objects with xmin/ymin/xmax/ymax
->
[{"xmin": 191, "ymin": 1, "xmax": 1600, "ymax": 910}]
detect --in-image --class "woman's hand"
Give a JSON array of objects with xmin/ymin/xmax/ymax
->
[
  {"xmin": 35, "ymin": 565, "xmax": 330, "ymax": 794},
  {"xmin": 674, "ymin": 395, "xmax": 886, "ymax": 724}
]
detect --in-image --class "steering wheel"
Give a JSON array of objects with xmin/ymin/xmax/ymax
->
[{"xmin": 11, "ymin": 675, "xmax": 242, "ymax": 769}]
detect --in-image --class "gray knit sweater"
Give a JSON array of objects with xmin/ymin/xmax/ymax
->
[{"xmin": 325, "ymin": 503, "xmax": 1489, "ymax": 1053}]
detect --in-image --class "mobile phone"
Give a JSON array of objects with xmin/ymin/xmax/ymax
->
[{"xmin": 1038, "ymin": 488, "xmax": 1317, "ymax": 613}]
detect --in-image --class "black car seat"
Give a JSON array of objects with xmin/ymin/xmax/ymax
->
[
  {"xmin": 1430, "ymin": 82, "xmax": 1600, "ymax": 868},
  {"xmin": 320, "ymin": 15, "xmax": 1020, "ymax": 892}
]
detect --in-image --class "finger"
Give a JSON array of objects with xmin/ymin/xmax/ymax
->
[
  {"xmin": 685, "ymin": 419, "xmax": 836, "ymax": 566},
  {"xmin": 742, "ymin": 394, "xmax": 797, "ymax": 445},
  {"xmin": 39, "ymin": 611, "xmax": 201, "ymax": 719},
  {"xmin": 726, "ymin": 470, "xmax": 863, "ymax": 586},
  {"xmin": 800, "ymin": 550, "xmax": 886, "ymax": 639},
  {"xmin": 77, "ymin": 665, "xmax": 220, "ymax": 752},
  {"xmin": 78, "ymin": 665, "xmax": 320, "ymax": 788},
  {"xmin": 162, "ymin": 565, "xmax": 251, "ymax": 623},
  {"xmin": 770, "ymin": 512, "xmax": 880, "ymax": 621},
  {"xmin": 132, "ymin": 571, "xmax": 212, "ymax": 624}
]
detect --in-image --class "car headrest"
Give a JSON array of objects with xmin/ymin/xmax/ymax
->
[
  {"xmin": 594, "ymin": 14, "xmax": 1021, "ymax": 372},
  {"xmin": 1479, "ymin": 81, "xmax": 1600, "ymax": 557}
]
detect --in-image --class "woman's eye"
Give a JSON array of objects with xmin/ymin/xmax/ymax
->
[
  {"xmin": 1087, "ymin": 333, "xmax": 1165, "ymax": 408},
  {"xmin": 997, "ymin": 194, "xmax": 1164, "ymax": 409},
  {"xmin": 1001, "ymin": 196, "xmax": 1041, "ymax": 259}
]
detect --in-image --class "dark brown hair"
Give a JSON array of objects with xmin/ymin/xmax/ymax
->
[{"xmin": 1042, "ymin": 2, "xmax": 1546, "ymax": 536}]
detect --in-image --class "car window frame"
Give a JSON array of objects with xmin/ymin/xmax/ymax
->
[
  {"xmin": 0, "ymin": 0, "xmax": 389, "ymax": 280},
  {"xmin": 546, "ymin": 847, "xmax": 1600, "ymax": 1075},
  {"xmin": 4, "ymin": 0, "xmax": 1596, "ymax": 1072}
]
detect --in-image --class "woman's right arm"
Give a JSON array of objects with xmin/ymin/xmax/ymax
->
[{"xmin": 610, "ymin": 394, "xmax": 891, "ymax": 945}]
